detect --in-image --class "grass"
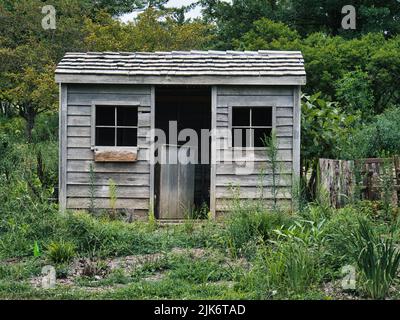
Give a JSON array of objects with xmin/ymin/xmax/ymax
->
[{"xmin": 1, "ymin": 182, "xmax": 400, "ymax": 300}]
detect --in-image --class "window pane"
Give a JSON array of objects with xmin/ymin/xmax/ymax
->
[
  {"xmin": 117, "ymin": 106, "xmax": 138, "ymax": 126},
  {"xmin": 252, "ymin": 107, "xmax": 272, "ymax": 127},
  {"xmin": 254, "ymin": 128, "xmax": 272, "ymax": 147},
  {"xmin": 96, "ymin": 106, "xmax": 115, "ymax": 126},
  {"xmin": 232, "ymin": 107, "xmax": 250, "ymax": 126},
  {"xmin": 232, "ymin": 128, "xmax": 252, "ymax": 148},
  {"xmin": 117, "ymin": 128, "xmax": 137, "ymax": 146},
  {"xmin": 96, "ymin": 128, "xmax": 115, "ymax": 146}
]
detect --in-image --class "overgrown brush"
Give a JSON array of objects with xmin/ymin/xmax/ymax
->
[
  {"xmin": 347, "ymin": 219, "xmax": 400, "ymax": 299},
  {"xmin": 225, "ymin": 199, "xmax": 294, "ymax": 258},
  {"xmin": 239, "ymin": 241, "xmax": 321, "ymax": 298},
  {"xmin": 47, "ymin": 240, "xmax": 76, "ymax": 264}
]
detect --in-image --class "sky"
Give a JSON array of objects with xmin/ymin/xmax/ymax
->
[{"xmin": 120, "ymin": 0, "xmax": 202, "ymax": 22}]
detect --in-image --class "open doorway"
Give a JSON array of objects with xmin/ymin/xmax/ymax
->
[{"xmin": 154, "ymin": 85, "xmax": 211, "ymax": 220}]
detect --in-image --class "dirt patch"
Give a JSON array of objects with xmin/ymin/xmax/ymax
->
[
  {"xmin": 322, "ymin": 280, "xmax": 360, "ymax": 300},
  {"xmin": 29, "ymin": 247, "xmax": 210, "ymax": 290}
]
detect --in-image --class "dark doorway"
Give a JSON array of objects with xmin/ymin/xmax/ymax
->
[{"xmin": 154, "ymin": 85, "xmax": 211, "ymax": 219}]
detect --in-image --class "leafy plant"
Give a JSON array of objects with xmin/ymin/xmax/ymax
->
[
  {"xmin": 262, "ymin": 128, "xmax": 280, "ymax": 211},
  {"xmin": 347, "ymin": 219, "xmax": 400, "ymax": 299},
  {"xmin": 108, "ymin": 178, "xmax": 117, "ymax": 220},
  {"xmin": 147, "ymin": 207, "xmax": 157, "ymax": 231},
  {"xmin": 89, "ymin": 163, "xmax": 96, "ymax": 214},
  {"xmin": 301, "ymin": 92, "xmax": 358, "ymax": 199},
  {"xmin": 46, "ymin": 240, "xmax": 76, "ymax": 264}
]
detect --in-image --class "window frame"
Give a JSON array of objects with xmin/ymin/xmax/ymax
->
[
  {"xmin": 91, "ymin": 101, "xmax": 141, "ymax": 149},
  {"xmin": 228, "ymin": 105, "xmax": 276, "ymax": 150}
]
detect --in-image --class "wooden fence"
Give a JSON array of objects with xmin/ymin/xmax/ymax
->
[{"xmin": 319, "ymin": 157, "xmax": 400, "ymax": 208}]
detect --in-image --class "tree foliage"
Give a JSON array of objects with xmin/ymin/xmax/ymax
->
[
  {"xmin": 84, "ymin": 8, "xmax": 214, "ymax": 52},
  {"xmin": 199, "ymin": 0, "xmax": 400, "ymax": 45}
]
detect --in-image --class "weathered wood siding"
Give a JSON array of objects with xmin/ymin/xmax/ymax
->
[
  {"xmin": 63, "ymin": 84, "xmax": 152, "ymax": 214},
  {"xmin": 214, "ymin": 86, "xmax": 298, "ymax": 213}
]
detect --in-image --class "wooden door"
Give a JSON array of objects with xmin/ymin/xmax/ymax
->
[{"xmin": 156, "ymin": 145, "xmax": 195, "ymax": 219}]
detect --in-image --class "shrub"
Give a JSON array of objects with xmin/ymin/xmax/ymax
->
[
  {"xmin": 283, "ymin": 243, "xmax": 320, "ymax": 294},
  {"xmin": 347, "ymin": 219, "xmax": 400, "ymax": 299},
  {"xmin": 341, "ymin": 107, "xmax": 400, "ymax": 159},
  {"xmin": 238, "ymin": 241, "xmax": 321, "ymax": 298},
  {"xmin": 225, "ymin": 200, "xmax": 294, "ymax": 257},
  {"xmin": 46, "ymin": 240, "xmax": 76, "ymax": 264}
]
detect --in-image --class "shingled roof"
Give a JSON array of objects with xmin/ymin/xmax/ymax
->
[{"xmin": 55, "ymin": 50, "xmax": 306, "ymax": 85}]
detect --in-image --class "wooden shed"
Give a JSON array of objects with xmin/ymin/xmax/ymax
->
[{"xmin": 55, "ymin": 50, "xmax": 306, "ymax": 220}]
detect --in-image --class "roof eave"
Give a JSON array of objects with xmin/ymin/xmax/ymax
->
[{"xmin": 55, "ymin": 73, "xmax": 307, "ymax": 86}]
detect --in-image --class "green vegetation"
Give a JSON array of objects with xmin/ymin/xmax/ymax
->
[
  {"xmin": 46, "ymin": 241, "xmax": 76, "ymax": 264},
  {"xmin": 1, "ymin": 0, "xmax": 400, "ymax": 300},
  {"xmin": 2, "ymin": 190, "xmax": 400, "ymax": 299}
]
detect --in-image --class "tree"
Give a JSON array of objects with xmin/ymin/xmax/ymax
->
[
  {"xmin": 301, "ymin": 92, "xmax": 358, "ymax": 198},
  {"xmin": 232, "ymin": 18, "xmax": 300, "ymax": 51},
  {"xmin": 341, "ymin": 107, "xmax": 400, "ymax": 159},
  {"xmin": 335, "ymin": 69, "xmax": 375, "ymax": 120},
  {"xmin": 0, "ymin": 0, "xmax": 91, "ymax": 140},
  {"xmin": 84, "ymin": 8, "xmax": 214, "ymax": 52},
  {"xmin": 367, "ymin": 36, "xmax": 400, "ymax": 113},
  {"xmin": 2, "ymin": 65, "xmax": 58, "ymax": 142},
  {"xmin": 198, "ymin": 0, "xmax": 400, "ymax": 47}
]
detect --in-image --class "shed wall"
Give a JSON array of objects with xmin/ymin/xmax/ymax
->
[
  {"xmin": 214, "ymin": 86, "xmax": 297, "ymax": 214},
  {"xmin": 63, "ymin": 84, "xmax": 152, "ymax": 218},
  {"xmin": 60, "ymin": 83, "xmax": 299, "ymax": 218}
]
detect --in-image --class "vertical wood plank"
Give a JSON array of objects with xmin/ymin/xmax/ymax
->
[
  {"xmin": 59, "ymin": 84, "xmax": 68, "ymax": 211},
  {"xmin": 210, "ymin": 86, "xmax": 217, "ymax": 218},
  {"xmin": 292, "ymin": 86, "xmax": 301, "ymax": 178},
  {"xmin": 149, "ymin": 85, "xmax": 155, "ymax": 215}
]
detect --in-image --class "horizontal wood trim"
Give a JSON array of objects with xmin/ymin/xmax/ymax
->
[
  {"xmin": 67, "ymin": 127, "xmax": 91, "ymax": 137},
  {"xmin": 67, "ymin": 185, "xmax": 150, "ymax": 198},
  {"xmin": 216, "ymin": 174, "xmax": 292, "ymax": 187},
  {"xmin": 218, "ymin": 95, "xmax": 293, "ymax": 107},
  {"xmin": 216, "ymin": 186, "xmax": 292, "ymax": 199},
  {"xmin": 138, "ymin": 112, "xmax": 150, "ymax": 127},
  {"xmin": 215, "ymin": 199, "xmax": 292, "ymax": 211},
  {"xmin": 68, "ymin": 105, "xmax": 92, "ymax": 115},
  {"xmin": 67, "ymin": 105, "xmax": 150, "ymax": 116},
  {"xmin": 276, "ymin": 126, "xmax": 293, "ymax": 137},
  {"xmin": 216, "ymin": 137, "xmax": 293, "ymax": 150},
  {"xmin": 67, "ymin": 172, "xmax": 149, "ymax": 186},
  {"xmin": 68, "ymin": 115, "xmax": 91, "ymax": 127},
  {"xmin": 276, "ymin": 107, "xmax": 293, "ymax": 117},
  {"xmin": 216, "ymin": 162, "xmax": 292, "ymax": 175},
  {"xmin": 56, "ymin": 74, "xmax": 307, "ymax": 86},
  {"xmin": 67, "ymin": 84, "xmax": 151, "ymax": 95},
  {"xmin": 275, "ymin": 117, "xmax": 293, "ymax": 126},
  {"xmin": 67, "ymin": 160, "xmax": 150, "ymax": 173},
  {"xmin": 217, "ymin": 86, "xmax": 293, "ymax": 96},
  {"xmin": 68, "ymin": 93, "xmax": 151, "ymax": 106},
  {"xmin": 68, "ymin": 137, "xmax": 91, "ymax": 148},
  {"xmin": 216, "ymin": 149, "xmax": 292, "ymax": 162},
  {"xmin": 67, "ymin": 198, "xmax": 149, "ymax": 210}
]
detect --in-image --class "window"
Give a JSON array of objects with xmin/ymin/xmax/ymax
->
[
  {"xmin": 231, "ymin": 107, "xmax": 273, "ymax": 148},
  {"xmin": 95, "ymin": 105, "xmax": 138, "ymax": 147}
]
